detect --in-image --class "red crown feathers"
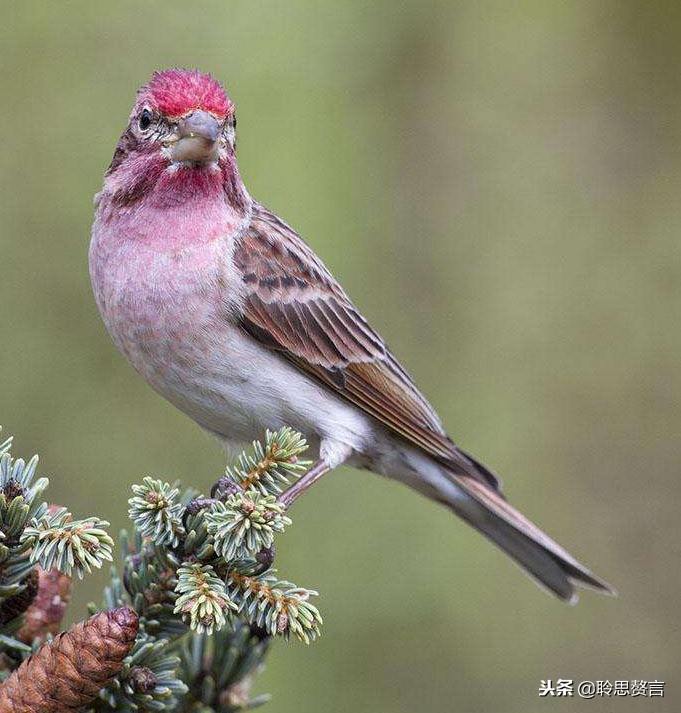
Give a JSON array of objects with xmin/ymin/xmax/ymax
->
[{"xmin": 140, "ymin": 69, "xmax": 233, "ymax": 119}]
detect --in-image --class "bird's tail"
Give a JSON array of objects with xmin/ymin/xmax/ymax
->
[{"xmin": 399, "ymin": 450, "xmax": 615, "ymax": 603}]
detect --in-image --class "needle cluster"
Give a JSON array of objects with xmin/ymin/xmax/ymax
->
[
  {"xmin": 205, "ymin": 491, "xmax": 291, "ymax": 562},
  {"xmin": 0, "ymin": 426, "xmax": 322, "ymax": 712},
  {"xmin": 225, "ymin": 427, "xmax": 311, "ymax": 494},
  {"xmin": 0, "ymin": 429, "xmax": 109, "ymax": 672},
  {"xmin": 23, "ymin": 508, "xmax": 114, "ymax": 580},
  {"xmin": 128, "ymin": 478, "xmax": 185, "ymax": 547}
]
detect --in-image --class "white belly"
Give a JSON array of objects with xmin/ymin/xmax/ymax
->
[{"xmin": 162, "ymin": 327, "xmax": 374, "ymax": 459}]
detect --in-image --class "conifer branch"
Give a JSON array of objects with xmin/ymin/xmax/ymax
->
[
  {"xmin": 114, "ymin": 531, "xmax": 184, "ymax": 637},
  {"xmin": 0, "ymin": 444, "xmax": 49, "ymax": 604},
  {"xmin": 0, "ymin": 426, "xmax": 321, "ymax": 711},
  {"xmin": 0, "ymin": 570, "xmax": 38, "ymax": 629},
  {"xmin": 174, "ymin": 563, "xmax": 237, "ymax": 635},
  {"xmin": 128, "ymin": 477, "xmax": 186, "ymax": 547},
  {"xmin": 225, "ymin": 427, "xmax": 311, "ymax": 494},
  {"xmin": 91, "ymin": 632, "xmax": 187, "ymax": 711},
  {"xmin": 205, "ymin": 492, "xmax": 291, "ymax": 561},
  {"xmin": 227, "ymin": 571, "xmax": 322, "ymax": 644},
  {"xmin": 22, "ymin": 508, "xmax": 114, "ymax": 579},
  {"xmin": 0, "ymin": 437, "xmax": 11, "ymax": 460},
  {"xmin": 178, "ymin": 621, "xmax": 271, "ymax": 711}
]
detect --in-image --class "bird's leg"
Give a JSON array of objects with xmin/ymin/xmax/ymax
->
[{"xmin": 279, "ymin": 459, "xmax": 331, "ymax": 507}]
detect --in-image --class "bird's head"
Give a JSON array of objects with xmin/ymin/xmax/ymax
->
[{"xmin": 102, "ymin": 69, "xmax": 247, "ymax": 209}]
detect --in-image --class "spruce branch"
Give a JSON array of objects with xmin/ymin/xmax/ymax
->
[
  {"xmin": 181, "ymin": 507, "xmax": 216, "ymax": 563},
  {"xmin": 22, "ymin": 508, "xmax": 114, "ymax": 579},
  {"xmin": 0, "ymin": 539, "xmax": 35, "ymax": 604},
  {"xmin": 115, "ymin": 531, "xmax": 184, "ymax": 637},
  {"xmin": 0, "ymin": 570, "xmax": 38, "ymax": 628},
  {"xmin": 0, "ymin": 451, "xmax": 46, "ymax": 503},
  {"xmin": 91, "ymin": 632, "xmax": 187, "ymax": 712},
  {"xmin": 0, "ymin": 607, "xmax": 138, "ymax": 713},
  {"xmin": 128, "ymin": 477, "xmax": 186, "ymax": 547},
  {"xmin": 205, "ymin": 492, "xmax": 291, "ymax": 562},
  {"xmin": 174, "ymin": 563, "xmax": 237, "ymax": 635},
  {"xmin": 0, "ymin": 426, "xmax": 322, "ymax": 711},
  {"xmin": 0, "ymin": 444, "xmax": 49, "ymax": 606},
  {"xmin": 227, "ymin": 571, "xmax": 322, "ymax": 644},
  {"xmin": 0, "ymin": 432, "xmax": 108, "ymax": 689},
  {"xmin": 178, "ymin": 622, "xmax": 271, "ymax": 712},
  {"xmin": 0, "ymin": 434, "xmax": 11, "ymax": 460},
  {"xmin": 224, "ymin": 428, "xmax": 311, "ymax": 495}
]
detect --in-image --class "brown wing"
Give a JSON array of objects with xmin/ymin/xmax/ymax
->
[{"xmin": 234, "ymin": 204, "xmax": 500, "ymax": 490}]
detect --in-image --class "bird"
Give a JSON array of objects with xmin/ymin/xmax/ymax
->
[{"xmin": 90, "ymin": 68, "xmax": 614, "ymax": 604}]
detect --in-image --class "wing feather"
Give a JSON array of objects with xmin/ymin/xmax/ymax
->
[{"xmin": 234, "ymin": 204, "xmax": 500, "ymax": 490}]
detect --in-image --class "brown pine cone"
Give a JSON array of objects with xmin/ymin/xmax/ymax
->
[
  {"xmin": 16, "ymin": 566, "xmax": 72, "ymax": 644},
  {"xmin": 0, "ymin": 607, "xmax": 139, "ymax": 713}
]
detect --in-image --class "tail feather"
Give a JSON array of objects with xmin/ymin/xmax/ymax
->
[{"xmin": 440, "ymin": 470, "xmax": 616, "ymax": 603}]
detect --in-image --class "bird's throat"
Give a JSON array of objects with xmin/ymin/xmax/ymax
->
[{"xmin": 97, "ymin": 152, "xmax": 251, "ymax": 250}]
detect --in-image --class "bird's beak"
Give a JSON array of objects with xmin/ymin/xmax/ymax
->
[{"xmin": 168, "ymin": 110, "xmax": 222, "ymax": 164}]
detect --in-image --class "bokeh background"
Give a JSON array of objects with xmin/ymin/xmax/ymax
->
[{"xmin": 1, "ymin": 1, "xmax": 679, "ymax": 711}]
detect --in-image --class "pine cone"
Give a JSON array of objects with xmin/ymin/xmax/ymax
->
[
  {"xmin": 0, "ymin": 607, "xmax": 139, "ymax": 713},
  {"xmin": 16, "ymin": 566, "xmax": 72, "ymax": 643}
]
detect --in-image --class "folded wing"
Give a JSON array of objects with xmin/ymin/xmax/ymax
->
[{"xmin": 233, "ymin": 204, "xmax": 500, "ymax": 490}]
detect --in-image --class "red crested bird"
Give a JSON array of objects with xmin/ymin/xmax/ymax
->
[{"xmin": 90, "ymin": 69, "xmax": 615, "ymax": 603}]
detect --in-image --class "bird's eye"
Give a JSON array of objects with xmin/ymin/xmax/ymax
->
[{"xmin": 138, "ymin": 109, "xmax": 153, "ymax": 131}]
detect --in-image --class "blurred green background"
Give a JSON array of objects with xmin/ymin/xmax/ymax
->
[{"xmin": 1, "ymin": 1, "xmax": 679, "ymax": 711}]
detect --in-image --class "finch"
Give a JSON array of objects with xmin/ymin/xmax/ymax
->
[{"xmin": 90, "ymin": 69, "xmax": 614, "ymax": 603}]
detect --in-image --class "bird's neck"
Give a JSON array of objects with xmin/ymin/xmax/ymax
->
[{"xmin": 96, "ymin": 153, "xmax": 252, "ymax": 250}]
